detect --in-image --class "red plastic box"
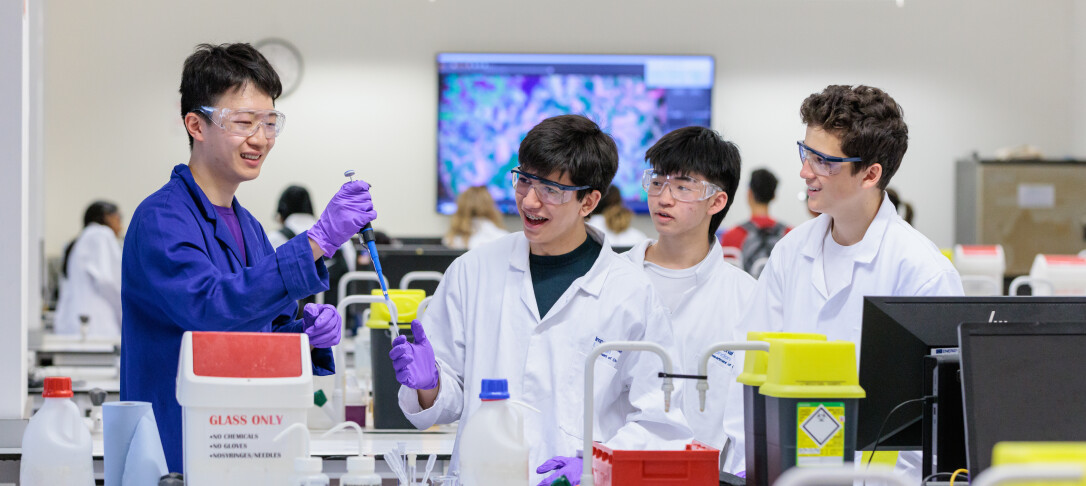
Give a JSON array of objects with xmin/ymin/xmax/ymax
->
[{"xmin": 591, "ymin": 441, "xmax": 719, "ymax": 485}]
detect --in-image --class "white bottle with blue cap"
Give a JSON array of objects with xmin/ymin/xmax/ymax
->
[{"xmin": 459, "ymin": 379, "xmax": 530, "ymax": 485}]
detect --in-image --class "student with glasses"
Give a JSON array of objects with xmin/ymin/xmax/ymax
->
[
  {"xmin": 620, "ymin": 126, "xmax": 755, "ymax": 475},
  {"xmin": 389, "ymin": 115, "xmax": 692, "ymax": 485},
  {"xmin": 740, "ymin": 85, "xmax": 963, "ymax": 479},
  {"xmin": 120, "ymin": 43, "xmax": 376, "ymax": 473}
]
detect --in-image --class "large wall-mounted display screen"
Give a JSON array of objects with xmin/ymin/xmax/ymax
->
[{"xmin": 436, "ymin": 52, "xmax": 714, "ymax": 214}]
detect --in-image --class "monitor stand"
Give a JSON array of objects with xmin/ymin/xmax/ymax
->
[{"xmin": 922, "ymin": 355, "xmax": 968, "ymax": 477}]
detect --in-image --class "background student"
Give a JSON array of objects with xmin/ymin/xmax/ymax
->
[{"xmin": 54, "ymin": 200, "xmax": 124, "ymax": 337}]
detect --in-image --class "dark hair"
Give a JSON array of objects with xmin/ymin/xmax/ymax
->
[
  {"xmin": 885, "ymin": 187, "xmax": 914, "ymax": 224},
  {"xmin": 517, "ymin": 115, "xmax": 618, "ymax": 199},
  {"xmin": 64, "ymin": 201, "xmax": 119, "ymax": 277},
  {"xmin": 645, "ymin": 126, "xmax": 742, "ymax": 239},
  {"xmin": 799, "ymin": 85, "xmax": 908, "ymax": 190},
  {"xmin": 180, "ymin": 43, "xmax": 283, "ymax": 149},
  {"xmin": 84, "ymin": 200, "xmax": 118, "ymax": 227},
  {"xmin": 749, "ymin": 168, "xmax": 779, "ymax": 204},
  {"xmin": 277, "ymin": 185, "xmax": 314, "ymax": 221}
]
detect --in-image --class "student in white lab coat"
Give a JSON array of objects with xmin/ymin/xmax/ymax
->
[
  {"xmin": 55, "ymin": 201, "xmax": 124, "ymax": 336},
  {"xmin": 390, "ymin": 115, "xmax": 693, "ymax": 485},
  {"xmin": 442, "ymin": 185, "xmax": 509, "ymax": 250},
  {"xmin": 741, "ymin": 85, "xmax": 964, "ymax": 477},
  {"xmin": 621, "ymin": 126, "xmax": 755, "ymax": 474}
]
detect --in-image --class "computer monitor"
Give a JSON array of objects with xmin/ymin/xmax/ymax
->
[
  {"xmin": 435, "ymin": 52, "xmax": 715, "ymax": 215},
  {"xmin": 858, "ymin": 296, "xmax": 1086, "ymax": 452},
  {"xmin": 958, "ymin": 321, "xmax": 1086, "ymax": 475}
]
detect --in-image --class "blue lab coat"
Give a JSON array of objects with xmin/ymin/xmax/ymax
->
[{"xmin": 120, "ymin": 164, "xmax": 334, "ymax": 474}]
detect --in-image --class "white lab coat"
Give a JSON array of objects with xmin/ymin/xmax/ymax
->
[
  {"xmin": 741, "ymin": 192, "xmax": 963, "ymax": 478},
  {"xmin": 623, "ymin": 240, "xmax": 756, "ymax": 473},
  {"xmin": 54, "ymin": 223, "xmax": 123, "ymax": 336},
  {"xmin": 441, "ymin": 217, "xmax": 510, "ymax": 250},
  {"xmin": 267, "ymin": 213, "xmax": 356, "ymax": 270},
  {"xmin": 742, "ymin": 192, "xmax": 963, "ymax": 342},
  {"xmin": 587, "ymin": 214, "xmax": 650, "ymax": 248},
  {"xmin": 399, "ymin": 226, "xmax": 694, "ymax": 483}
]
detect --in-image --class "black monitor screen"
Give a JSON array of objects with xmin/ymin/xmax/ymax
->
[
  {"xmin": 959, "ymin": 321, "xmax": 1086, "ymax": 475},
  {"xmin": 858, "ymin": 296, "xmax": 1086, "ymax": 451},
  {"xmin": 436, "ymin": 52, "xmax": 714, "ymax": 215}
]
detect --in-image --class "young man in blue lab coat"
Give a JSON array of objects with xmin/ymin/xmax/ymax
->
[
  {"xmin": 120, "ymin": 43, "xmax": 376, "ymax": 473},
  {"xmin": 621, "ymin": 126, "xmax": 755, "ymax": 474},
  {"xmin": 741, "ymin": 85, "xmax": 964, "ymax": 477},
  {"xmin": 389, "ymin": 115, "xmax": 693, "ymax": 485}
]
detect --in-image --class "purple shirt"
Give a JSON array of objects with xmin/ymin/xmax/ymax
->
[{"xmin": 213, "ymin": 205, "xmax": 246, "ymax": 265}]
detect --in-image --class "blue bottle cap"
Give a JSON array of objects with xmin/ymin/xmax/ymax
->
[{"xmin": 479, "ymin": 379, "xmax": 510, "ymax": 400}]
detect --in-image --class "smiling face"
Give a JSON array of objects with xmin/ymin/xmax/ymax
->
[
  {"xmin": 515, "ymin": 169, "xmax": 601, "ymax": 255},
  {"xmin": 801, "ymin": 125, "xmax": 880, "ymax": 219},
  {"xmin": 186, "ymin": 83, "xmax": 276, "ymax": 187},
  {"xmin": 647, "ymin": 171, "xmax": 728, "ymax": 240}
]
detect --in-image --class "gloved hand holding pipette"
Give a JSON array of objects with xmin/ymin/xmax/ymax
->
[
  {"xmin": 306, "ymin": 180, "xmax": 376, "ymax": 257},
  {"xmin": 389, "ymin": 320, "xmax": 439, "ymax": 390},
  {"xmin": 302, "ymin": 303, "xmax": 341, "ymax": 348}
]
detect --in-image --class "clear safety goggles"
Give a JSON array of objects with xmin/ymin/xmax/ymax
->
[
  {"xmin": 797, "ymin": 141, "xmax": 862, "ymax": 176},
  {"xmin": 641, "ymin": 169, "xmax": 722, "ymax": 202},
  {"xmin": 196, "ymin": 106, "xmax": 286, "ymax": 139},
  {"xmin": 510, "ymin": 167, "xmax": 591, "ymax": 205}
]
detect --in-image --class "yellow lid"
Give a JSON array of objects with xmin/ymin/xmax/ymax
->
[
  {"xmin": 737, "ymin": 332, "xmax": 827, "ymax": 387},
  {"xmin": 759, "ymin": 340, "xmax": 865, "ymax": 399},
  {"xmin": 364, "ymin": 289, "xmax": 426, "ymax": 329},
  {"xmin": 992, "ymin": 442, "xmax": 1086, "ymax": 486},
  {"xmin": 941, "ymin": 248, "xmax": 954, "ymax": 263},
  {"xmin": 993, "ymin": 442, "xmax": 1086, "ymax": 478}
]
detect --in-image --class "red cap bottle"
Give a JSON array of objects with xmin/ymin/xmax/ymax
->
[{"xmin": 42, "ymin": 377, "xmax": 73, "ymax": 398}]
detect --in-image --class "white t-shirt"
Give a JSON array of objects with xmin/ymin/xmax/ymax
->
[
  {"xmin": 642, "ymin": 259, "xmax": 701, "ymax": 314},
  {"xmin": 822, "ymin": 228, "xmax": 863, "ymax": 298}
]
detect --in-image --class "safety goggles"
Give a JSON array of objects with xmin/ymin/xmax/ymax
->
[
  {"xmin": 196, "ymin": 106, "xmax": 286, "ymax": 139},
  {"xmin": 510, "ymin": 167, "xmax": 591, "ymax": 205},
  {"xmin": 641, "ymin": 169, "xmax": 722, "ymax": 202},
  {"xmin": 797, "ymin": 141, "xmax": 862, "ymax": 176}
]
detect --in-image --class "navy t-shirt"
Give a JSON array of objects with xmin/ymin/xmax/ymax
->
[{"xmin": 528, "ymin": 236, "xmax": 602, "ymax": 318}]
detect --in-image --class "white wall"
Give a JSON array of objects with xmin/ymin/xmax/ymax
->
[
  {"xmin": 1074, "ymin": 1, "xmax": 1086, "ymax": 157},
  {"xmin": 42, "ymin": 0, "xmax": 1080, "ymax": 257},
  {"xmin": 2, "ymin": 0, "xmax": 30, "ymax": 424}
]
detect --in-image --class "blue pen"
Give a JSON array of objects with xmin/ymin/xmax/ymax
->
[{"xmin": 344, "ymin": 170, "xmax": 398, "ymax": 338}]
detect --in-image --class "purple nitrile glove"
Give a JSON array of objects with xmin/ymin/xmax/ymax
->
[
  {"xmin": 536, "ymin": 455, "xmax": 583, "ymax": 486},
  {"xmin": 302, "ymin": 303, "xmax": 341, "ymax": 348},
  {"xmin": 307, "ymin": 180, "xmax": 376, "ymax": 256},
  {"xmin": 737, "ymin": 471, "xmax": 746, "ymax": 478},
  {"xmin": 388, "ymin": 320, "xmax": 439, "ymax": 390}
]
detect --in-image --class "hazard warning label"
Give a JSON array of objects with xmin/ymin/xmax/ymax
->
[{"xmin": 796, "ymin": 402, "xmax": 845, "ymax": 466}]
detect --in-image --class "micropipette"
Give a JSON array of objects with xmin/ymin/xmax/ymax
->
[{"xmin": 343, "ymin": 170, "xmax": 398, "ymax": 339}]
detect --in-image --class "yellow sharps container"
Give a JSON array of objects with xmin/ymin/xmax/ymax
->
[
  {"xmin": 760, "ymin": 339, "xmax": 865, "ymax": 484},
  {"xmin": 737, "ymin": 332, "xmax": 826, "ymax": 486},
  {"xmin": 991, "ymin": 442, "xmax": 1086, "ymax": 486},
  {"xmin": 364, "ymin": 289, "xmax": 426, "ymax": 429}
]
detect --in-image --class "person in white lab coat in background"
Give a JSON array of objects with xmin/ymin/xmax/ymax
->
[
  {"xmin": 442, "ymin": 185, "xmax": 509, "ymax": 250},
  {"xmin": 622, "ymin": 126, "xmax": 755, "ymax": 474},
  {"xmin": 741, "ymin": 85, "xmax": 964, "ymax": 477},
  {"xmin": 390, "ymin": 115, "xmax": 693, "ymax": 486},
  {"xmin": 55, "ymin": 201, "xmax": 124, "ymax": 336},
  {"xmin": 585, "ymin": 184, "xmax": 648, "ymax": 248}
]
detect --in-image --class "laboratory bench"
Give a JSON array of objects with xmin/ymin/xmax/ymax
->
[{"xmin": 1, "ymin": 425, "xmax": 456, "ymax": 485}]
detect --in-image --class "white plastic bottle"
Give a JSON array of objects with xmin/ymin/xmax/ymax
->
[
  {"xmin": 20, "ymin": 376, "xmax": 94, "ymax": 486},
  {"xmin": 458, "ymin": 378, "xmax": 529, "ymax": 486},
  {"xmin": 287, "ymin": 457, "xmax": 329, "ymax": 486},
  {"xmin": 340, "ymin": 455, "xmax": 382, "ymax": 486}
]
